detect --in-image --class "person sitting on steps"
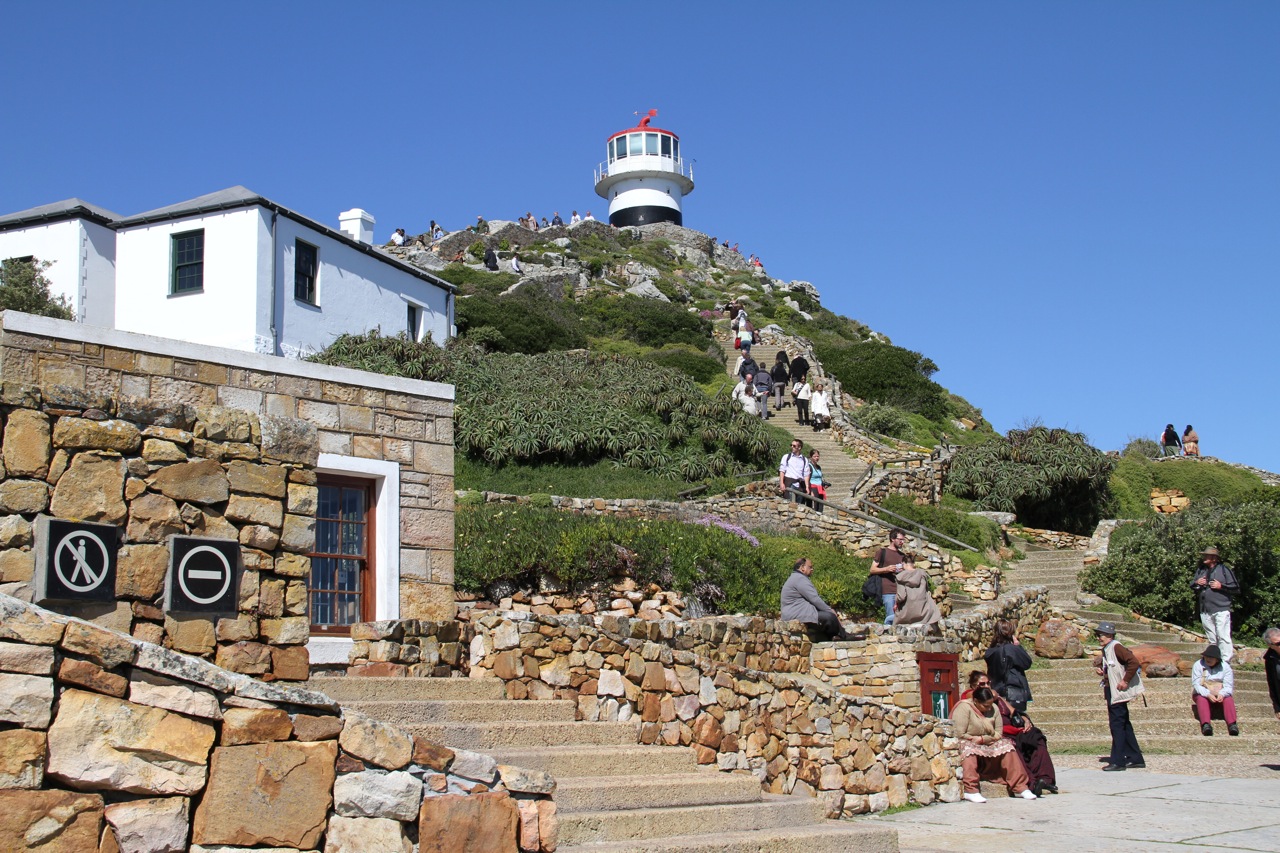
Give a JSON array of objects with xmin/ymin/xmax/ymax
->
[
  {"xmin": 951, "ymin": 686, "xmax": 1038, "ymax": 802},
  {"xmin": 780, "ymin": 558, "xmax": 850, "ymax": 641},
  {"xmin": 1192, "ymin": 644, "xmax": 1239, "ymax": 736}
]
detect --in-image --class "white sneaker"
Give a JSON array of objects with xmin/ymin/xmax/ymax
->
[
  {"xmin": 1019, "ymin": 789, "xmax": 1038, "ymax": 800},
  {"xmin": 963, "ymin": 792, "xmax": 987, "ymax": 803}
]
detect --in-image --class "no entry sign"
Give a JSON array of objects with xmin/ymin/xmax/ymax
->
[
  {"xmin": 33, "ymin": 516, "xmax": 119, "ymax": 604},
  {"xmin": 165, "ymin": 535, "xmax": 241, "ymax": 613}
]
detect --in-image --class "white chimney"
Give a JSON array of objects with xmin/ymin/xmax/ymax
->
[{"xmin": 339, "ymin": 208, "xmax": 375, "ymax": 244}]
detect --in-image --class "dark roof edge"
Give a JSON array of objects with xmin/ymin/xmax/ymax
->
[
  {"xmin": 0, "ymin": 206, "xmax": 117, "ymax": 232},
  {"xmin": 116, "ymin": 195, "xmax": 456, "ymax": 294}
]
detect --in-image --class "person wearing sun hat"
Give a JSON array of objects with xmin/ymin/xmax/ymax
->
[
  {"xmin": 1191, "ymin": 644, "xmax": 1238, "ymax": 737},
  {"xmin": 1093, "ymin": 621, "xmax": 1145, "ymax": 771},
  {"xmin": 1192, "ymin": 546, "xmax": 1240, "ymax": 663}
]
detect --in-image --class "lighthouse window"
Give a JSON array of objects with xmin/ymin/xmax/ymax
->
[
  {"xmin": 673, "ymin": 139, "xmax": 680, "ymax": 162},
  {"xmin": 645, "ymin": 133, "xmax": 659, "ymax": 155},
  {"xmin": 613, "ymin": 138, "xmax": 626, "ymax": 160},
  {"xmin": 661, "ymin": 135, "xmax": 671, "ymax": 157},
  {"xmin": 629, "ymin": 134, "xmax": 643, "ymax": 156}
]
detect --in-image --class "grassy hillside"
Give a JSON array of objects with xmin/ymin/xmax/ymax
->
[{"xmin": 1108, "ymin": 454, "xmax": 1268, "ymax": 519}]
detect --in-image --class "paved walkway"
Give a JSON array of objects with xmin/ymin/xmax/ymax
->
[{"xmin": 865, "ymin": 766, "xmax": 1280, "ymax": 852}]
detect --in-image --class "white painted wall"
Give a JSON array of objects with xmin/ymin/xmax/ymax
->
[
  {"xmin": 115, "ymin": 208, "xmax": 264, "ymax": 352},
  {"xmin": 607, "ymin": 177, "xmax": 684, "ymax": 218},
  {"xmin": 0, "ymin": 220, "xmax": 84, "ymax": 316},
  {"xmin": 274, "ymin": 217, "xmax": 450, "ymax": 357},
  {"xmin": 81, "ymin": 220, "xmax": 117, "ymax": 328}
]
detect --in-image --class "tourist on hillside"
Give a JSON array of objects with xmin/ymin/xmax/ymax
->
[
  {"xmin": 471, "ymin": 215, "xmax": 489, "ymax": 234},
  {"xmin": 736, "ymin": 353, "xmax": 759, "ymax": 383},
  {"xmin": 570, "ymin": 210, "xmax": 581, "ymax": 224},
  {"xmin": 552, "ymin": 211, "xmax": 564, "ymax": 226},
  {"xmin": 1192, "ymin": 546, "xmax": 1239, "ymax": 662},
  {"xmin": 771, "ymin": 352, "xmax": 790, "ymax": 411},
  {"xmin": 779, "ymin": 440, "xmax": 812, "ymax": 503},
  {"xmin": 1094, "ymin": 621, "xmax": 1146, "ymax": 771},
  {"xmin": 807, "ymin": 449, "xmax": 826, "ymax": 504},
  {"xmin": 1160, "ymin": 424, "xmax": 1182, "ymax": 457},
  {"xmin": 483, "ymin": 246, "xmax": 499, "ymax": 272},
  {"xmin": 733, "ymin": 374, "xmax": 758, "ymax": 416},
  {"xmin": 1191, "ymin": 645, "xmax": 1239, "ymax": 736},
  {"xmin": 388, "ymin": 228, "xmax": 406, "ymax": 246},
  {"xmin": 541, "ymin": 216, "xmax": 550, "ymax": 229},
  {"xmin": 510, "ymin": 252, "xmax": 522, "ymax": 275},
  {"xmin": 1183, "ymin": 424, "xmax": 1200, "ymax": 456},
  {"xmin": 781, "ymin": 558, "xmax": 851, "ymax": 641},
  {"xmin": 985, "ymin": 619, "xmax": 1034, "ymax": 713},
  {"xmin": 869, "ymin": 529, "xmax": 907, "ymax": 625},
  {"xmin": 737, "ymin": 317, "xmax": 755, "ymax": 353},
  {"xmin": 753, "ymin": 368, "xmax": 773, "ymax": 421},
  {"xmin": 809, "ymin": 382, "xmax": 831, "ymax": 431},
  {"xmin": 584, "ymin": 211, "xmax": 596, "ymax": 221},
  {"xmin": 895, "ymin": 556, "xmax": 941, "ymax": 632},
  {"xmin": 789, "ymin": 355, "xmax": 810, "ymax": 385},
  {"xmin": 795, "ymin": 378, "xmax": 812, "ymax": 427},
  {"xmin": 1264, "ymin": 627, "xmax": 1280, "ymax": 721},
  {"xmin": 951, "ymin": 687, "xmax": 1038, "ymax": 802}
]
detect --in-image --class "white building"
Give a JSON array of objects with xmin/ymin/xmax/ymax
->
[
  {"xmin": 0, "ymin": 199, "xmax": 120, "ymax": 327},
  {"xmin": 0, "ymin": 187, "xmax": 455, "ymax": 357}
]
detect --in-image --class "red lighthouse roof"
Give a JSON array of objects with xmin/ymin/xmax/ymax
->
[{"xmin": 606, "ymin": 109, "xmax": 680, "ymax": 143}]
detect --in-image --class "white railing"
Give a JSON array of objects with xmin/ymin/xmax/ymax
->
[{"xmin": 594, "ymin": 156, "xmax": 693, "ymax": 185}]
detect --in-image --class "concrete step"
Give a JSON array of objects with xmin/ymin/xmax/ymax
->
[
  {"xmin": 1034, "ymin": 718, "xmax": 1280, "ymax": 737},
  {"xmin": 556, "ymin": 821, "xmax": 898, "ymax": 853},
  {"xmin": 1045, "ymin": 734, "xmax": 1280, "ymax": 754},
  {"xmin": 403, "ymin": 720, "xmax": 638, "ymax": 750},
  {"xmin": 304, "ymin": 676, "xmax": 504, "ymax": 702},
  {"xmin": 340, "ymin": 698, "xmax": 577, "ymax": 725},
  {"xmin": 1033, "ymin": 705, "xmax": 1279, "ymax": 724},
  {"xmin": 555, "ymin": 772, "xmax": 762, "ymax": 813},
  {"xmin": 485, "ymin": 745, "xmax": 699, "ymax": 779},
  {"xmin": 558, "ymin": 795, "xmax": 827, "ymax": 847}
]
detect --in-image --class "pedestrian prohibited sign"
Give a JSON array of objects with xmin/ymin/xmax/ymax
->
[
  {"xmin": 34, "ymin": 516, "xmax": 119, "ymax": 604},
  {"xmin": 165, "ymin": 535, "xmax": 241, "ymax": 613}
]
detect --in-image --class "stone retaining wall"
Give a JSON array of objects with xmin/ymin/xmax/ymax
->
[
  {"xmin": 1150, "ymin": 487, "xmax": 1190, "ymax": 514},
  {"xmin": 942, "ymin": 586, "xmax": 1050, "ymax": 661},
  {"xmin": 859, "ymin": 463, "xmax": 946, "ymax": 506},
  {"xmin": 810, "ymin": 630, "xmax": 961, "ymax": 711},
  {"xmin": 0, "ymin": 592, "xmax": 554, "ymax": 852},
  {"xmin": 1010, "ymin": 527, "xmax": 1090, "ymax": 550}
]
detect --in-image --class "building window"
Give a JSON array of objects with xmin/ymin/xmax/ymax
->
[
  {"xmin": 645, "ymin": 133, "xmax": 659, "ymax": 155},
  {"xmin": 171, "ymin": 230, "xmax": 204, "ymax": 294},
  {"xmin": 295, "ymin": 240, "xmax": 318, "ymax": 304},
  {"xmin": 407, "ymin": 304, "xmax": 419, "ymax": 341},
  {"xmin": 309, "ymin": 476, "xmax": 375, "ymax": 634},
  {"xmin": 661, "ymin": 135, "xmax": 672, "ymax": 157}
]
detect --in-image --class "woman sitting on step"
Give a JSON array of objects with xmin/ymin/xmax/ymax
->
[
  {"xmin": 1192, "ymin": 644, "xmax": 1239, "ymax": 736},
  {"xmin": 963, "ymin": 671, "xmax": 1059, "ymax": 796},
  {"xmin": 951, "ymin": 686, "xmax": 1038, "ymax": 802}
]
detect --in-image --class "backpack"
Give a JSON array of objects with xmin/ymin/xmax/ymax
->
[{"xmin": 861, "ymin": 575, "xmax": 882, "ymax": 599}]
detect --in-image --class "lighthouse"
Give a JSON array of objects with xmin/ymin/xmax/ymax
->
[{"xmin": 593, "ymin": 110, "xmax": 694, "ymax": 227}]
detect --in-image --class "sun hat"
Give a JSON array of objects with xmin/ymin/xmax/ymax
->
[{"xmin": 1095, "ymin": 621, "xmax": 1117, "ymax": 636}]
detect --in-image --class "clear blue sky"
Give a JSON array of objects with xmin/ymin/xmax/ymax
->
[{"xmin": 4, "ymin": 2, "xmax": 1277, "ymax": 473}]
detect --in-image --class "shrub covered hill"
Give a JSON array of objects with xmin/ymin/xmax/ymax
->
[{"xmin": 313, "ymin": 217, "xmax": 993, "ymax": 499}]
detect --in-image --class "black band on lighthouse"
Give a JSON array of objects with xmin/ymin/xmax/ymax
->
[{"xmin": 609, "ymin": 206, "xmax": 682, "ymax": 228}]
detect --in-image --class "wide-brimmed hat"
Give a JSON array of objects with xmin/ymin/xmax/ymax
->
[
  {"xmin": 1201, "ymin": 547, "xmax": 1220, "ymax": 558},
  {"xmin": 1095, "ymin": 621, "xmax": 1117, "ymax": 636},
  {"xmin": 1202, "ymin": 645, "xmax": 1222, "ymax": 659}
]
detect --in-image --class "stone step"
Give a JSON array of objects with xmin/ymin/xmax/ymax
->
[
  {"xmin": 1027, "ymin": 688, "xmax": 1273, "ymax": 707},
  {"xmin": 1032, "ymin": 718, "xmax": 1280, "ymax": 737},
  {"xmin": 556, "ymin": 821, "xmax": 898, "ymax": 853},
  {"xmin": 558, "ymin": 795, "xmax": 828, "ymax": 847},
  {"xmin": 340, "ymin": 698, "xmax": 577, "ymax": 725},
  {"xmin": 1032, "ymin": 705, "xmax": 1279, "ymax": 724},
  {"xmin": 485, "ymin": 745, "xmax": 699, "ymax": 779},
  {"xmin": 304, "ymin": 676, "xmax": 504, "ymax": 702},
  {"xmin": 1044, "ymin": 735, "xmax": 1280, "ymax": 754},
  {"xmin": 403, "ymin": 720, "xmax": 638, "ymax": 750},
  {"xmin": 555, "ymin": 772, "xmax": 763, "ymax": 813}
]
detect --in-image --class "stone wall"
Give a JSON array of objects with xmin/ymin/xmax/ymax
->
[
  {"xmin": 0, "ymin": 592, "xmax": 555, "ymax": 852},
  {"xmin": 460, "ymin": 611, "xmax": 962, "ymax": 816},
  {"xmin": 859, "ymin": 463, "xmax": 947, "ymax": 507},
  {"xmin": 1150, "ymin": 487, "xmax": 1190, "ymax": 514},
  {"xmin": 810, "ymin": 630, "xmax": 961, "ymax": 712},
  {"xmin": 1010, "ymin": 527, "xmax": 1090, "ymax": 550},
  {"xmin": 0, "ymin": 311, "xmax": 458, "ymax": 629},
  {"xmin": 941, "ymin": 587, "xmax": 1050, "ymax": 662}
]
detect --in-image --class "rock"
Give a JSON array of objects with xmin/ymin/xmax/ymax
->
[
  {"xmin": 0, "ymin": 515, "xmax": 33, "ymax": 549},
  {"xmin": 163, "ymin": 614, "xmax": 216, "ymax": 656},
  {"xmin": 0, "ymin": 673, "xmax": 54, "ymax": 728},
  {"xmin": 0, "ymin": 596, "xmax": 66, "ymax": 645},
  {"xmin": 226, "ymin": 460, "xmax": 287, "ymax": 497},
  {"xmin": 339, "ymin": 712, "xmax": 414, "ymax": 770},
  {"xmin": 104, "ymin": 797, "xmax": 190, "ymax": 853},
  {"xmin": 1076, "ymin": 592, "xmax": 1102, "ymax": 607},
  {"xmin": 50, "ymin": 453, "xmax": 127, "ymax": 523},
  {"xmin": 0, "ymin": 729, "xmax": 46, "ymax": 789},
  {"xmin": 141, "ymin": 439, "xmax": 188, "ymax": 463},
  {"xmin": 1034, "ymin": 619, "xmax": 1084, "ymax": 659},
  {"xmin": 61, "ymin": 620, "xmax": 138, "ymax": 669},
  {"xmin": 126, "ymin": 492, "xmax": 184, "ymax": 543},
  {"xmin": 1234, "ymin": 647, "xmax": 1265, "ymax": 666},
  {"xmin": 260, "ymin": 616, "xmax": 309, "ymax": 645},
  {"xmin": 0, "ymin": 548, "xmax": 34, "ymax": 583},
  {"xmin": 127, "ymin": 672, "xmax": 222, "ymax": 720},
  {"xmin": 0, "ymin": 789, "xmax": 103, "ymax": 852},
  {"xmin": 46, "ymin": 689, "xmax": 215, "ymax": 794},
  {"xmin": 191, "ymin": 741, "xmax": 337, "ymax": 849},
  {"xmin": 334, "ymin": 769, "xmax": 422, "ymax": 821},
  {"xmin": 133, "ymin": 642, "xmax": 241, "ymax": 693},
  {"xmin": 260, "ymin": 416, "xmax": 318, "ymax": 466},
  {"xmin": 3, "ymin": 409, "xmax": 51, "ymax": 478},
  {"xmin": 226, "ymin": 494, "xmax": 283, "ymax": 529},
  {"xmin": 148, "ymin": 459, "xmax": 228, "ymax": 505},
  {"xmin": 597, "ymin": 669, "xmax": 626, "ymax": 696},
  {"xmin": 52, "ymin": 417, "xmax": 142, "ymax": 453},
  {"xmin": 216, "ymin": 641, "xmax": 272, "ymax": 675},
  {"xmin": 115, "ymin": 544, "xmax": 169, "ymax": 600},
  {"xmin": 293, "ymin": 713, "xmax": 344, "ymax": 742},
  {"xmin": 58, "ymin": 657, "xmax": 128, "ymax": 697},
  {"xmin": 0, "ymin": 479, "xmax": 49, "ymax": 514},
  {"xmin": 626, "ymin": 280, "xmax": 670, "ymax": 301},
  {"xmin": 220, "ymin": 708, "xmax": 293, "ymax": 745},
  {"xmin": 0, "ymin": 640, "xmax": 55, "ymax": 675},
  {"xmin": 412, "ymin": 737, "xmax": 454, "ymax": 771},
  {"xmin": 324, "ymin": 815, "xmax": 412, "ymax": 853},
  {"xmin": 1132, "ymin": 643, "xmax": 1184, "ymax": 677},
  {"xmin": 497, "ymin": 764, "xmax": 556, "ymax": 794},
  {"xmin": 271, "ymin": 644, "xmax": 311, "ymax": 681},
  {"xmin": 280, "ymin": 513, "xmax": 316, "ymax": 551},
  {"xmin": 447, "ymin": 748, "xmax": 497, "ymax": 784},
  {"xmin": 419, "ymin": 791, "xmax": 519, "ymax": 853}
]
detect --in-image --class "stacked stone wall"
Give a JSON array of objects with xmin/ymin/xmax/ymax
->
[
  {"xmin": 942, "ymin": 587, "xmax": 1050, "ymax": 661},
  {"xmin": 0, "ymin": 593, "xmax": 555, "ymax": 852},
  {"xmin": 859, "ymin": 464, "xmax": 947, "ymax": 506},
  {"xmin": 1010, "ymin": 527, "xmax": 1090, "ymax": 550}
]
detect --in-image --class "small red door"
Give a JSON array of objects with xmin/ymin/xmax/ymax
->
[{"xmin": 918, "ymin": 652, "xmax": 959, "ymax": 718}]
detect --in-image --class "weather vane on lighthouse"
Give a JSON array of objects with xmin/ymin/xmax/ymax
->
[{"xmin": 594, "ymin": 110, "xmax": 694, "ymax": 227}]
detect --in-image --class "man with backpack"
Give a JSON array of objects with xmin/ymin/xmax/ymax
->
[
  {"xmin": 753, "ymin": 368, "xmax": 773, "ymax": 421},
  {"xmin": 778, "ymin": 440, "xmax": 811, "ymax": 504}
]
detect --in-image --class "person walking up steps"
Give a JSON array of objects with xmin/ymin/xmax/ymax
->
[
  {"xmin": 779, "ymin": 440, "xmax": 811, "ymax": 504},
  {"xmin": 1193, "ymin": 546, "xmax": 1239, "ymax": 662},
  {"xmin": 1094, "ymin": 622, "xmax": 1145, "ymax": 771}
]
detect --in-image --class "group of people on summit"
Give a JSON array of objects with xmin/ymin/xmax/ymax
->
[{"xmin": 1159, "ymin": 423, "xmax": 1201, "ymax": 457}]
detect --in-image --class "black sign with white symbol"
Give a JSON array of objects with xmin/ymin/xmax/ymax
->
[
  {"xmin": 33, "ymin": 516, "xmax": 119, "ymax": 604},
  {"xmin": 165, "ymin": 535, "xmax": 241, "ymax": 613}
]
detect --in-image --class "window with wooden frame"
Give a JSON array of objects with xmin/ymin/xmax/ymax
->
[
  {"xmin": 294, "ymin": 239, "xmax": 318, "ymax": 304},
  {"xmin": 171, "ymin": 229, "xmax": 204, "ymax": 294},
  {"xmin": 309, "ymin": 476, "xmax": 375, "ymax": 634}
]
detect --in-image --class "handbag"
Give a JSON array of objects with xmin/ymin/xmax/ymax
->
[
  {"xmin": 733, "ymin": 337, "xmax": 741, "ymax": 349},
  {"xmin": 861, "ymin": 575, "xmax": 882, "ymax": 599}
]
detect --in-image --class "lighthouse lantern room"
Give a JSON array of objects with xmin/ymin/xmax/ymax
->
[{"xmin": 593, "ymin": 109, "xmax": 694, "ymax": 227}]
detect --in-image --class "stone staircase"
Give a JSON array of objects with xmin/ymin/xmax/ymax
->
[
  {"xmin": 1002, "ymin": 547, "xmax": 1280, "ymax": 755},
  {"xmin": 309, "ymin": 676, "xmax": 897, "ymax": 852},
  {"xmin": 718, "ymin": 337, "xmax": 869, "ymax": 504}
]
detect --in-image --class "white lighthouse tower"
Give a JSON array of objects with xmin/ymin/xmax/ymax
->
[{"xmin": 593, "ymin": 109, "xmax": 694, "ymax": 227}]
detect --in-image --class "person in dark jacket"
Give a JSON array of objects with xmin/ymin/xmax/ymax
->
[
  {"xmin": 789, "ymin": 355, "xmax": 810, "ymax": 384},
  {"xmin": 753, "ymin": 369, "xmax": 773, "ymax": 421},
  {"xmin": 1094, "ymin": 621, "xmax": 1145, "ymax": 771},
  {"xmin": 1193, "ymin": 546, "xmax": 1240, "ymax": 662},
  {"xmin": 770, "ymin": 354, "xmax": 790, "ymax": 411},
  {"xmin": 1264, "ymin": 627, "xmax": 1280, "ymax": 721},
  {"xmin": 1160, "ymin": 424, "xmax": 1182, "ymax": 457},
  {"xmin": 737, "ymin": 355, "xmax": 759, "ymax": 382},
  {"xmin": 984, "ymin": 619, "xmax": 1034, "ymax": 713},
  {"xmin": 483, "ymin": 246, "xmax": 499, "ymax": 271},
  {"xmin": 780, "ymin": 558, "xmax": 850, "ymax": 641}
]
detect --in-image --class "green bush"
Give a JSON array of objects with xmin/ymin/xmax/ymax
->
[
  {"xmin": 879, "ymin": 495, "xmax": 1003, "ymax": 552},
  {"xmin": 456, "ymin": 503, "xmax": 872, "ymax": 616},
  {"xmin": 947, "ymin": 426, "xmax": 1115, "ymax": 534},
  {"xmin": 1081, "ymin": 501, "xmax": 1280, "ymax": 637},
  {"xmin": 1122, "ymin": 437, "xmax": 1161, "ymax": 460},
  {"xmin": 814, "ymin": 341, "xmax": 949, "ymax": 421},
  {"xmin": 852, "ymin": 402, "xmax": 912, "ymax": 439},
  {"xmin": 643, "ymin": 346, "xmax": 724, "ymax": 384},
  {"xmin": 0, "ymin": 257, "xmax": 73, "ymax": 319},
  {"xmin": 456, "ymin": 293, "xmax": 586, "ymax": 354},
  {"xmin": 579, "ymin": 294, "xmax": 712, "ymax": 349},
  {"xmin": 1108, "ymin": 456, "xmax": 1268, "ymax": 520},
  {"xmin": 434, "ymin": 263, "xmax": 519, "ymax": 296}
]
